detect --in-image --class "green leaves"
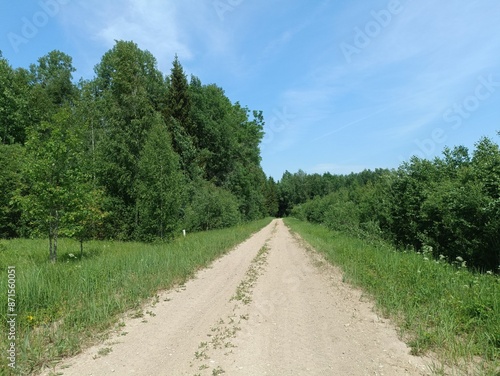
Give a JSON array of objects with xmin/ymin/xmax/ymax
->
[
  {"xmin": 184, "ymin": 181, "xmax": 241, "ymax": 232},
  {"xmin": 166, "ymin": 55, "xmax": 191, "ymax": 127},
  {"xmin": 21, "ymin": 106, "xmax": 105, "ymax": 260},
  {"xmin": 284, "ymin": 138, "xmax": 500, "ymax": 272},
  {"xmin": 1, "ymin": 41, "xmax": 269, "ymax": 249},
  {"xmin": 135, "ymin": 114, "xmax": 183, "ymax": 240},
  {"xmin": 0, "ymin": 144, "xmax": 24, "ymax": 237}
]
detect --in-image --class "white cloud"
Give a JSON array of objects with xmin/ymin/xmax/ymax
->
[
  {"xmin": 60, "ymin": 0, "xmax": 263, "ymax": 77},
  {"xmin": 95, "ymin": 2, "xmax": 190, "ymax": 61},
  {"xmin": 58, "ymin": 0, "xmax": 500, "ymax": 150}
]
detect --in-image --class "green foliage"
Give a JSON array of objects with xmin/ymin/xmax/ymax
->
[
  {"xmin": 166, "ymin": 55, "xmax": 191, "ymax": 127},
  {"xmin": 184, "ymin": 181, "xmax": 241, "ymax": 231},
  {"xmin": 187, "ymin": 80, "xmax": 267, "ymax": 219},
  {"xmin": 1, "ymin": 41, "xmax": 269, "ymax": 247},
  {"xmin": 277, "ymin": 169, "xmax": 366, "ymax": 217},
  {"xmin": 263, "ymin": 177, "xmax": 279, "ymax": 217},
  {"xmin": 278, "ymin": 170, "xmax": 307, "ymax": 217},
  {"xmin": 323, "ymin": 196, "xmax": 360, "ymax": 234},
  {"xmin": 283, "ymin": 139, "xmax": 500, "ymax": 272},
  {"xmin": 0, "ymin": 54, "xmax": 33, "ymax": 145},
  {"xmin": 91, "ymin": 41, "xmax": 167, "ymax": 239},
  {"xmin": 19, "ymin": 106, "xmax": 104, "ymax": 261},
  {"xmin": 94, "ymin": 41, "xmax": 165, "ymax": 113},
  {"xmin": 285, "ymin": 218, "xmax": 500, "ymax": 375},
  {"xmin": 225, "ymin": 163, "xmax": 266, "ymax": 221},
  {"xmin": 0, "ymin": 55, "xmax": 18, "ymax": 144},
  {"xmin": 29, "ymin": 50, "xmax": 77, "ymax": 108},
  {"xmin": 135, "ymin": 114, "xmax": 184, "ymax": 240},
  {"xmin": 188, "ymin": 80, "xmax": 237, "ymax": 184},
  {"xmin": 0, "ymin": 144, "xmax": 24, "ymax": 237},
  {"xmin": 387, "ymin": 142, "xmax": 500, "ymax": 271}
]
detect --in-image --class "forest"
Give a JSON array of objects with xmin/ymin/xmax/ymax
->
[
  {"xmin": 0, "ymin": 41, "xmax": 277, "ymax": 262},
  {"xmin": 1, "ymin": 40, "xmax": 498, "ymax": 272},
  {"xmin": 278, "ymin": 142, "xmax": 500, "ymax": 272}
]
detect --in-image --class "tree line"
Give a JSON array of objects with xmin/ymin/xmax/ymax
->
[
  {"xmin": 0, "ymin": 41, "xmax": 277, "ymax": 261},
  {"xmin": 278, "ymin": 140, "xmax": 500, "ymax": 273},
  {"xmin": 2, "ymin": 40, "xmax": 498, "ymax": 271}
]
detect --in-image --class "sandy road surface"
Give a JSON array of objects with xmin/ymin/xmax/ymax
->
[{"xmin": 42, "ymin": 219, "xmax": 430, "ymax": 376}]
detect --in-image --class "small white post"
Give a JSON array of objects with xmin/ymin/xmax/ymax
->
[{"xmin": 182, "ymin": 229, "xmax": 186, "ymax": 237}]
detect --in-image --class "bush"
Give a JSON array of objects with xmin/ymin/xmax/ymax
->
[
  {"xmin": 323, "ymin": 200, "xmax": 359, "ymax": 233},
  {"xmin": 184, "ymin": 181, "xmax": 241, "ymax": 231}
]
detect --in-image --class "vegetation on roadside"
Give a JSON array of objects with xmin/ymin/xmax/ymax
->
[
  {"xmin": 0, "ymin": 218, "xmax": 272, "ymax": 374},
  {"xmin": 285, "ymin": 218, "xmax": 499, "ymax": 375},
  {"xmin": 0, "ymin": 43, "xmax": 276, "ymax": 262},
  {"xmin": 277, "ymin": 137, "xmax": 500, "ymax": 273}
]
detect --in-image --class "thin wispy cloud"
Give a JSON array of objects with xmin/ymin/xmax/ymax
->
[
  {"xmin": 2, "ymin": 0, "xmax": 498, "ymax": 179},
  {"xmin": 65, "ymin": 1, "xmax": 192, "ymax": 69},
  {"xmin": 276, "ymin": 0, "xmax": 500, "ymax": 145}
]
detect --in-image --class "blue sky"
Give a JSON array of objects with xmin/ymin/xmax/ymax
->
[{"xmin": 1, "ymin": 1, "xmax": 499, "ymax": 180}]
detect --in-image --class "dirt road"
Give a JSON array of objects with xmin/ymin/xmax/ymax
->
[{"xmin": 42, "ymin": 219, "xmax": 430, "ymax": 376}]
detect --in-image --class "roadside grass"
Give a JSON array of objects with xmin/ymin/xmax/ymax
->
[
  {"xmin": 284, "ymin": 218, "xmax": 500, "ymax": 376},
  {"xmin": 0, "ymin": 218, "xmax": 272, "ymax": 375}
]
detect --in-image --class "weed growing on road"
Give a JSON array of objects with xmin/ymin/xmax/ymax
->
[
  {"xmin": 192, "ymin": 239, "xmax": 271, "ymax": 375},
  {"xmin": 212, "ymin": 366, "xmax": 225, "ymax": 375},
  {"xmin": 285, "ymin": 218, "xmax": 499, "ymax": 375},
  {"xmin": 0, "ymin": 218, "xmax": 273, "ymax": 374},
  {"xmin": 194, "ymin": 342, "xmax": 209, "ymax": 361},
  {"xmin": 191, "ymin": 311, "xmax": 243, "ymax": 374},
  {"xmin": 231, "ymin": 244, "xmax": 269, "ymax": 305},
  {"xmin": 94, "ymin": 347, "xmax": 112, "ymax": 359}
]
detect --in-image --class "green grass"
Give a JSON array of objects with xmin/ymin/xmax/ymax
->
[
  {"xmin": 0, "ymin": 218, "xmax": 272, "ymax": 375},
  {"xmin": 284, "ymin": 218, "xmax": 500, "ymax": 376}
]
